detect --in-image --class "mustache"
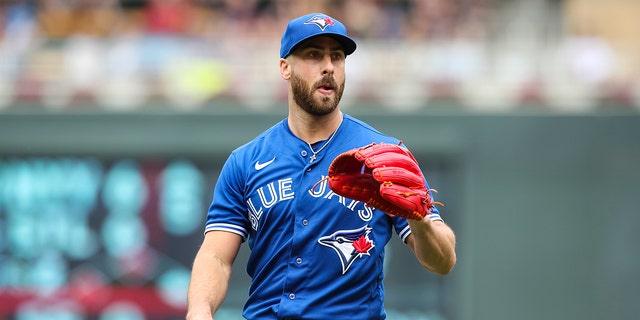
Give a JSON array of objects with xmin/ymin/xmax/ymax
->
[{"xmin": 314, "ymin": 75, "xmax": 338, "ymax": 89}]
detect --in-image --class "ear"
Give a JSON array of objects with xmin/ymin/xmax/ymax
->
[{"xmin": 280, "ymin": 58, "xmax": 291, "ymax": 80}]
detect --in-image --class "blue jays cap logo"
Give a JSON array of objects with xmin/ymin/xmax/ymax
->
[
  {"xmin": 318, "ymin": 225, "xmax": 375, "ymax": 274},
  {"xmin": 304, "ymin": 15, "xmax": 336, "ymax": 31}
]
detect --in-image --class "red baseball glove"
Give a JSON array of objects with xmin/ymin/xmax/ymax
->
[{"xmin": 326, "ymin": 142, "xmax": 442, "ymax": 220}]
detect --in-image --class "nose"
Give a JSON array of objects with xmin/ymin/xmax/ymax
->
[{"xmin": 321, "ymin": 55, "xmax": 334, "ymax": 75}]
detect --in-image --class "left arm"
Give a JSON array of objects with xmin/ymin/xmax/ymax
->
[{"xmin": 406, "ymin": 218, "xmax": 457, "ymax": 275}]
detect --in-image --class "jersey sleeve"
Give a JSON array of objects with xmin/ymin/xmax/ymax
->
[
  {"xmin": 204, "ymin": 152, "xmax": 251, "ymax": 241},
  {"xmin": 394, "ymin": 217, "xmax": 412, "ymax": 243}
]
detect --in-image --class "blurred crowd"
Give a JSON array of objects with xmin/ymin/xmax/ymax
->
[{"xmin": 0, "ymin": 0, "xmax": 639, "ymax": 112}]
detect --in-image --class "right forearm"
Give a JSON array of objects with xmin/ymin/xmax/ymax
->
[{"xmin": 186, "ymin": 252, "xmax": 232, "ymax": 319}]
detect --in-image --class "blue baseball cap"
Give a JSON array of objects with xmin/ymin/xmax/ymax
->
[{"xmin": 280, "ymin": 13, "xmax": 357, "ymax": 59}]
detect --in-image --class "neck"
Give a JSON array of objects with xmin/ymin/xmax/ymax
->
[{"xmin": 288, "ymin": 110, "xmax": 343, "ymax": 144}]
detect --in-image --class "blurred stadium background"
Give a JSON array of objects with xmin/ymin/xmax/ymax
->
[{"xmin": 0, "ymin": 0, "xmax": 639, "ymax": 319}]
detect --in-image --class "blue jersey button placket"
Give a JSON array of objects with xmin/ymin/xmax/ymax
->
[{"xmin": 301, "ymin": 150, "xmax": 314, "ymax": 171}]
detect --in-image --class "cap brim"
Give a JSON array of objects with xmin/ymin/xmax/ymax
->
[{"xmin": 286, "ymin": 33, "xmax": 357, "ymax": 58}]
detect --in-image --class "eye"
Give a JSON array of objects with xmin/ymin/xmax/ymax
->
[
  {"xmin": 307, "ymin": 50, "xmax": 321, "ymax": 58},
  {"xmin": 331, "ymin": 52, "xmax": 345, "ymax": 61}
]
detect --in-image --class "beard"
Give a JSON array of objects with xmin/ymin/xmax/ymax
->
[{"xmin": 291, "ymin": 73, "xmax": 345, "ymax": 116}]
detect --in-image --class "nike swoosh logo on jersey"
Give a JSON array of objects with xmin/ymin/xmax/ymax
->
[{"xmin": 255, "ymin": 157, "xmax": 276, "ymax": 170}]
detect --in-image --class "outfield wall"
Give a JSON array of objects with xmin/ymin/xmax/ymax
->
[{"xmin": 1, "ymin": 110, "xmax": 638, "ymax": 319}]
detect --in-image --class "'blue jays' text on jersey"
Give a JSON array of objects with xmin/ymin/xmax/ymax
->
[{"xmin": 204, "ymin": 114, "xmax": 443, "ymax": 320}]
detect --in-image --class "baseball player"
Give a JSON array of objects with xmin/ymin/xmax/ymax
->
[{"xmin": 187, "ymin": 13, "xmax": 456, "ymax": 320}]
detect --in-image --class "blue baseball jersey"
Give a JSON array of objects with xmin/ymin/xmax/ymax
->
[{"xmin": 204, "ymin": 114, "xmax": 442, "ymax": 319}]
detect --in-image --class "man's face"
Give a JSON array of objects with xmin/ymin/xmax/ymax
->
[{"xmin": 288, "ymin": 36, "xmax": 346, "ymax": 116}]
